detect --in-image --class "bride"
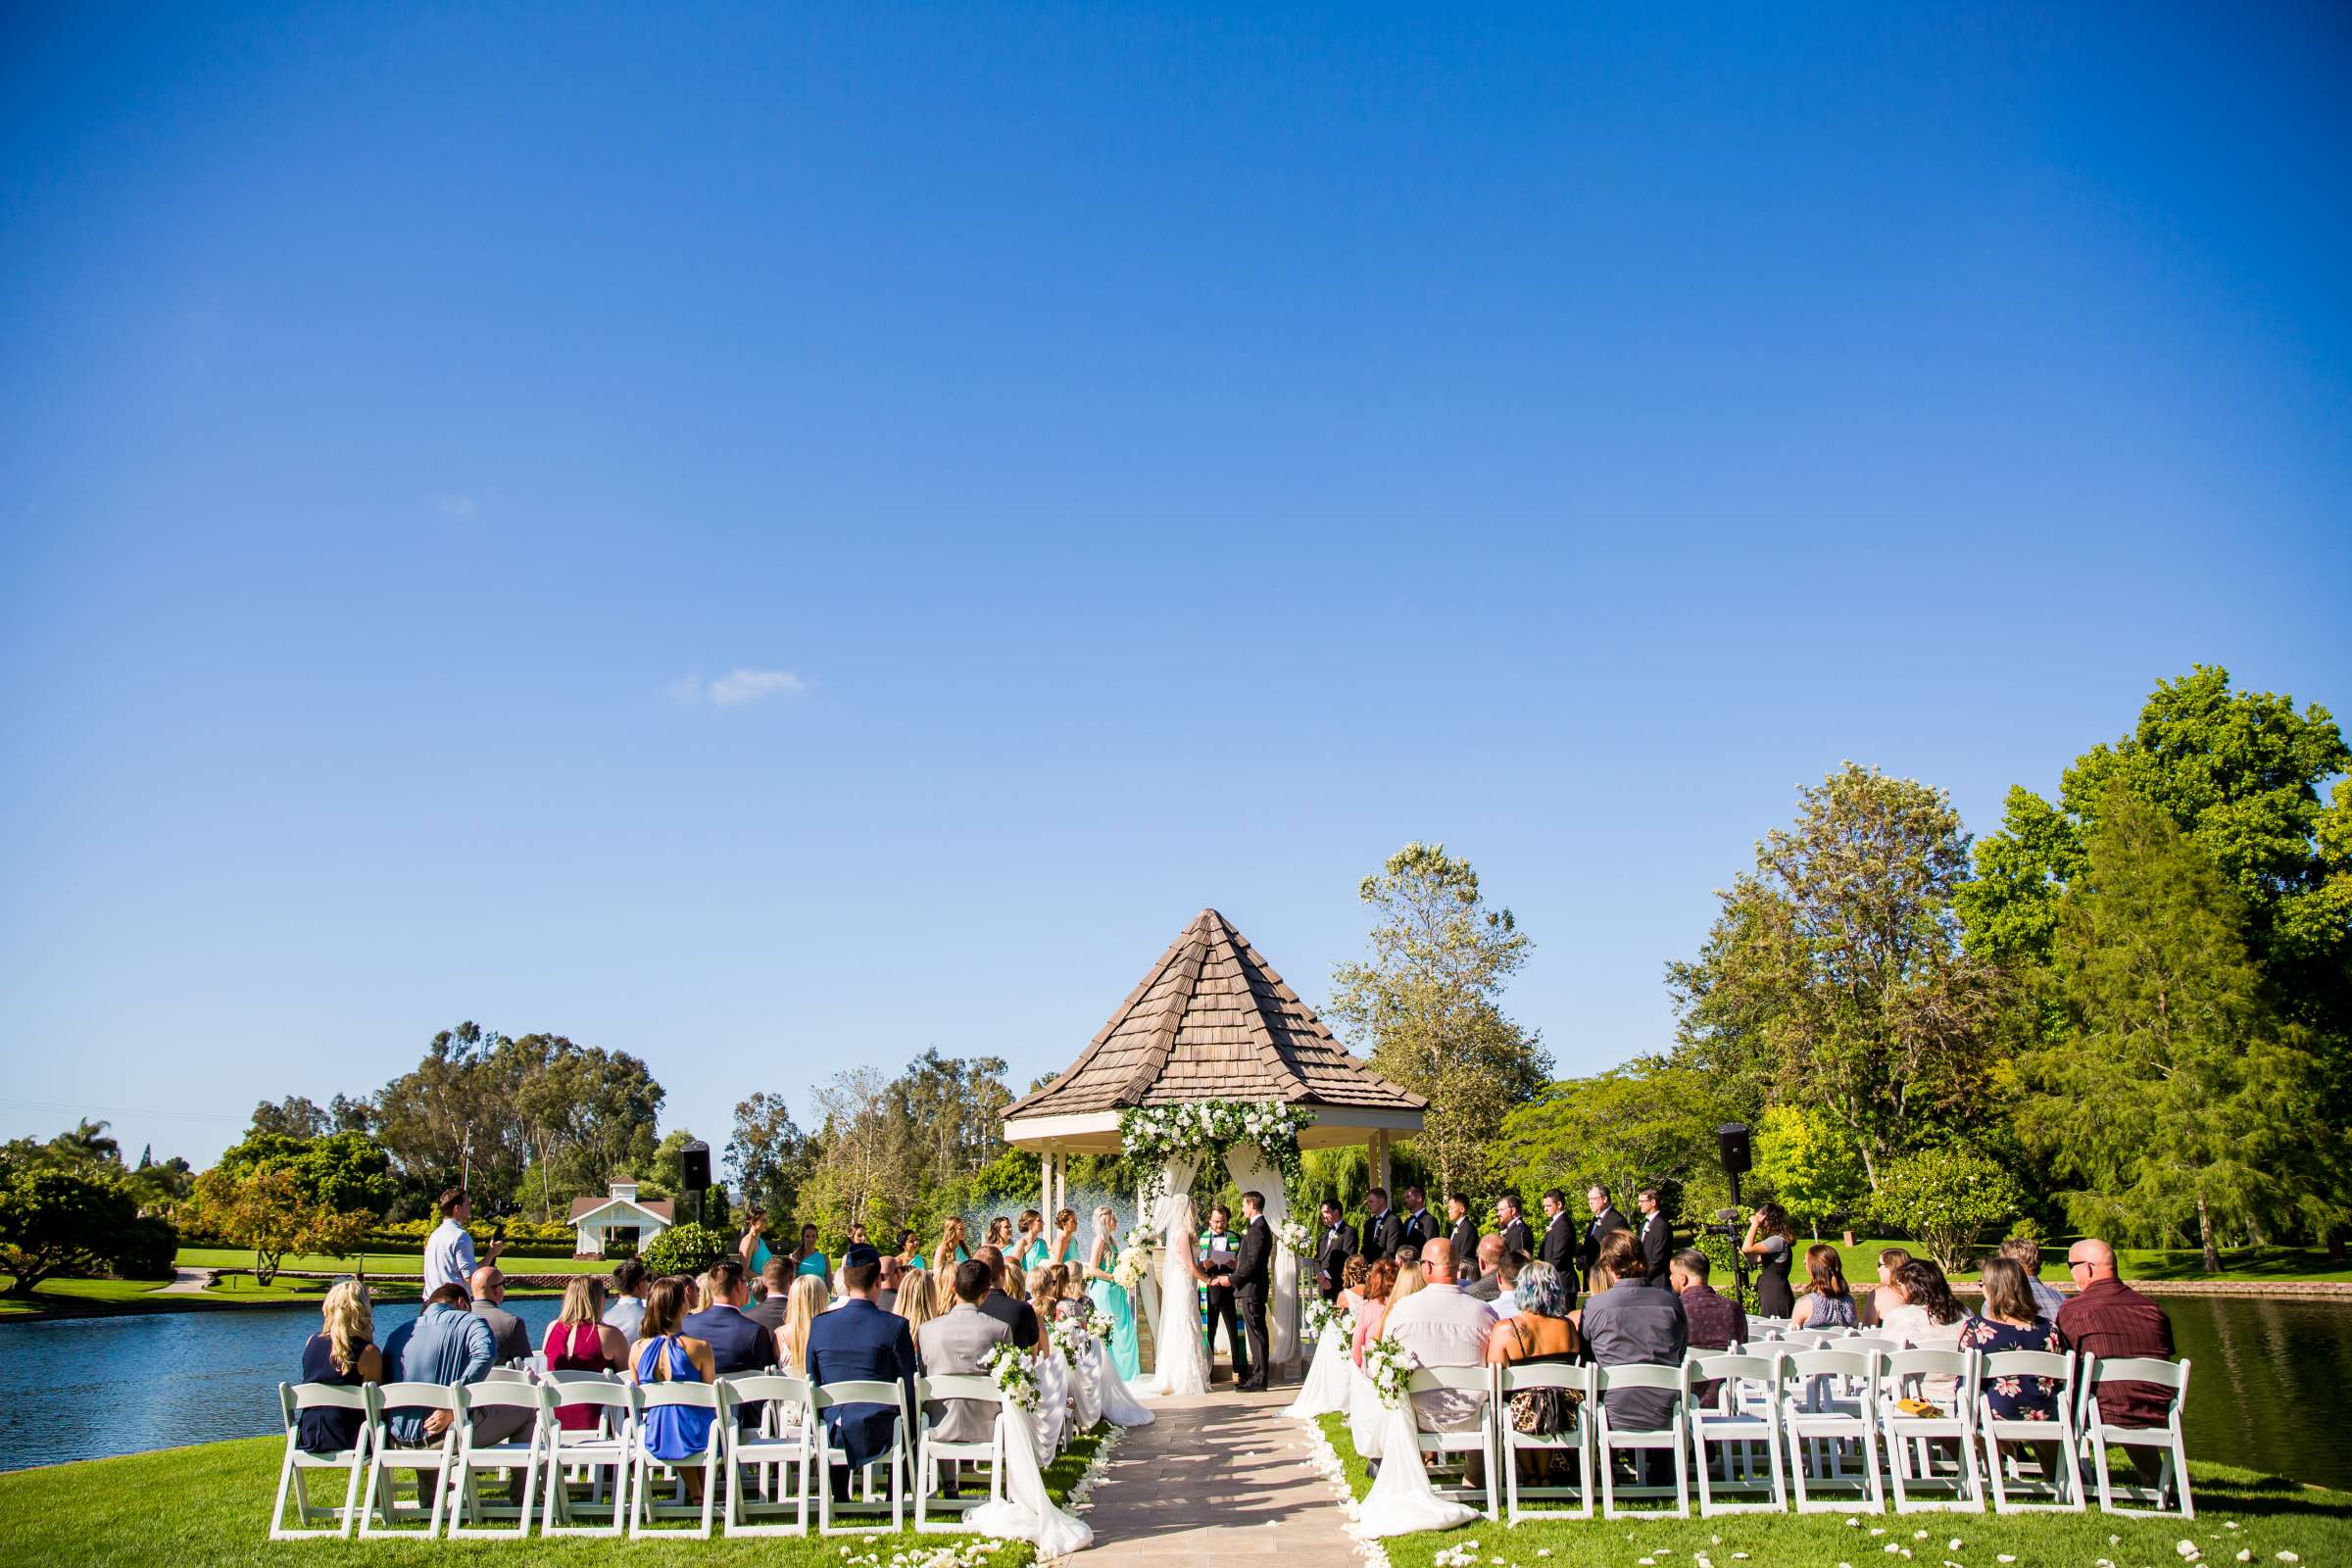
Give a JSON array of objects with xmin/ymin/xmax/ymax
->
[{"xmin": 1147, "ymin": 1192, "xmax": 1215, "ymax": 1396}]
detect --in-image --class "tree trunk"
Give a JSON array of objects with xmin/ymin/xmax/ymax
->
[
  {"xmin": 2196, "ymin": 1196, "xmax": 2220, "ymax": 1275},
  {"xmin": 257, "ymin": 1250, "xmax": 279, "ymax": 1288}
]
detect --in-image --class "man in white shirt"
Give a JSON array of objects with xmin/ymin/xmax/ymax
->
[
  {"xmin": 1379, "ymin": 1237, "xmax": 1495, "ymax": 1432},
  {"xmin": 422, "ymin": 1187, "xmax": 501, "ymax": 1300}
]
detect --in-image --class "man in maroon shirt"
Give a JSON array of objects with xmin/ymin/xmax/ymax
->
[{"xmin": 2057, "ymin": 1238, "xmax": 2176, "ymax": 1487}]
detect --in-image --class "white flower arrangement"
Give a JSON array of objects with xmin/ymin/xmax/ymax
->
[
  {"xmin": 1083, "ymin": 1300, "xmax": 1117, "ymax": 1341},
  {"xmin": 1277, "ymin": 1215, "xmax": 1312, "ymax": 1256},
  {"xmin": 981, "ymin": 1341, "xmax": 1039, "ymax": 1415},
  {"xmin": 1302, "ymin": 1295, "xmax": 1357, "ymax": 1344},
  {"xmin": 1044, "ymin": 1312, "xmax": 1085, "ymax": 1368},
  {"xmin": 1360, "ymin": 1334, "xmax": 1416, "ymax": 1410},
  {"xmin": 1112, "ymin": 1242, "xmax": 1152, "ymax": 1293}
]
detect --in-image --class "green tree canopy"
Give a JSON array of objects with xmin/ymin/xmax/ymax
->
[
  {"xmin": 1752, "ymin": 1103, "xmax": 1869, "ymax": 1238},
  {"xmin": 1494, "ymin": 1060, "xmax": 1739, "ymax": 1224}
]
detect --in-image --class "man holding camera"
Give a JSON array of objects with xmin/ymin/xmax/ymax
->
[{"xmin": 423, "ymin": 1187, "xmax": 503, "ymax": 1300}]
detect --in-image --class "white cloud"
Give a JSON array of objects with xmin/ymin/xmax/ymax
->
[
  {"xmin": 670, "ymin": 667, "xmax": 808, "ymax": 706},
  {"xmin": 430, "ymin": 492, "xmax": 477, "ymax": 520}
]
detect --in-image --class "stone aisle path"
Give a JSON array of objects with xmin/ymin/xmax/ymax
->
[{"xmin": 1076, "ymin": 1387, "xmax": 1359, "ymax": 1565}]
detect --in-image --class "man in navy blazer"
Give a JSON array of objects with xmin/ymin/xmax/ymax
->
[
  {"xmin": 806, "ymin": 1244, "xmax": 917, "ymax": 1497},
  {"xmin": 683, "ymin": 1256, "xmax": 774, "ymax": 1429}
]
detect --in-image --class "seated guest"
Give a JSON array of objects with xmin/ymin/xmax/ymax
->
[
  {"xmin": 1668, "ymin": 1248, "xmax": 1745, "ymax": 1403},
  {"xmin": 1856, "ymin": 1246, "xmax": 1913, "ymax": 1328},
  {"xmin": 1350, "ymin": 1258, "xmax": 1398, "ymax": 1368},
  {"xmin": 1462, "ymin": 1234, "xmax": 1508, "ymax": 1301},
  {"xmin": 745, "ymin": 1257, "xmax": 795, "ymax": 1334},
  {"xmin": 468, "ymin": 1264, "xmax": 531, "ymax": 1366},
  {"xmin": 2001, "ymin": 1236, "xmax": 2068, "ymax": 1322},
  {"xmin": 775, "ymin": 1274, "xmax": 831, "ymax": 1374},
  {"xmin": 2057, "ymin": 1238, "xmax": 2178, "ymax": 1487},
  {"xmin": 1335, "ymin": 1254, "xmax": 1372, "ymax": 1317},
  {"xmin": 876, "ymin": 1256, "xmax": 903, "ymax": 1314},
  {"xmin": 1580, "ymin": 1232, "xmax": 1688, "ymax": 1480},
  {"xmin": 1392, "ymin": 1239, "xmax": 1422, "ymax": 1269},
  {"xmin": 603, "ymin": 1258, "xmax": 650, "ymax": 1340},
  {"xmin": 1487, "ymin": 1251, "xmax": 1527, "ymax": 1320},
  {"xmin": 631, "ymin": 1276, "xmax": 716, "ymax": 1495},
  {"xmin": 806, "ymin": 1244, "xmax": 917, "ymax": 1500},
  {"xmin": 894, "ymin": 1260, "xmax": 941, "ymax": 1341},
  {"xmin": 1380, "ymin": 1238, "xmax": 1496, "ymax": 1435},
  {"xmin": 684, "ymin": 1256, "xmax": 771, "ymax": 1428},
  {"xmin": 1960, "ymin": 1255, "xmax": 2065, "ymax": 1421},
  {"xmin": 972, "ymin": 1245, "xmax": 1040, "ymax": 1350},
  {"xmin": 544, "ymin": 1276, "xmax": 629, "ymax": 1432},
  {"xmin": 297, "ymin": 1280, "xmax": 381, "ymax": 1453},
  {"xmin": 382, "ymin": 1282, "xmax": 496, "ymax": 1446},
  {"xmin": 1485, "ymin": 1260, "xmax": 1581, "ymax": 1469},
  {"xmin": 916, "ymin": 1259, "xmax": 1010, "ymax": 1495},
  {"xmin": 1789, "ymin": 1243, "xmax": 1857, "ymax": 1330},
  {"xmin": 1876, "ymin": 1256, "xmax": 1967, "ymax": 1409}
]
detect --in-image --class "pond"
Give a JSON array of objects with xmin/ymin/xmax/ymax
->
[{"xmin": 3, "ymin": 1292, "xmax": 2348, "ymax": 1492}]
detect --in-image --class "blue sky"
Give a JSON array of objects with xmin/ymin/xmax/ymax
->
[{"xmin": 4, "ymin": 3, "xmax": 2347, "ymax": 1170}]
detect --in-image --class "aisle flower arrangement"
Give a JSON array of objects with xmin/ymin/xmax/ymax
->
[
  {"xmin": 1044, "ymin": 1313, "xmax": 1085, "ymax": 1368},
  {"xmin": 1361, "ymin": 1335, "xmax": 1415, "ymax": 1410},
  {"xmin": 1083, "ymin": 1300, "xmax": 1117, "ymax": 1341},
  {"xmin": 982, "ymin": 1341, "xmax": 1040, "ymax": 1415},
  {"xmin": 1277, "ymin": 1214, "xmax": 1312, "ymax": 1255},
  {"xmin": 1303, "ymin": 1294, "xmax": 1356, "ymax": 1344}
]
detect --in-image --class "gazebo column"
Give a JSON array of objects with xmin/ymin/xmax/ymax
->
[{"xmin": 1370, "ymin": 1129, "xmax": 1393, "ymax": 1196}]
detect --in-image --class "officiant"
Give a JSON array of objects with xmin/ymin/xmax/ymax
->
[{"xmin": 1196, "ymin": 1202, "xmax": 1250, "ymax": 1387}]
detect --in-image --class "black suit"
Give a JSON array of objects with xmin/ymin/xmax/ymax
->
[
  {"xmin": 1581, "ymin": 1205, "xmax": 1631, "ymax": 1276},
  {"xmin": 1447, "ymin": 1214, "xmax": 1479, "ymax": 1263},
  {"xmin": 1499, "ymin": 1215, "xmax": 1534, "ymax": 1258},
  {"xmin": 1231, "ymin": 1215, "xmax": 1272, "ymax": 1391},
  {"xmin": 1538, "ymin": 1209, "xmax": 1580, "ymax": 1295},
  {"xmin": 1399, "ymin": 1206, "xmax": 1439, "ymax": 1250},
  {"xmin": 1636, "ymin": 1208, "xmax": 1674, "ymax": 1287},
  {"xmin": 977, "ymin": 1289, "xmax": 1039, "ymax": 1351},
  {"xmin": 1359, "ymin": 1207, "xmax": 1400, "ymax": 1263},
  {"xmin": 1315, "ymin": 1219, "xmax": 1357, "ymax": 1299}
]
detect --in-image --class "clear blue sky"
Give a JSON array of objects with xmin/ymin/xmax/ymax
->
[{"xmin": 4, "ymin": 3, "xmax": 2347, "ymax": 1171}]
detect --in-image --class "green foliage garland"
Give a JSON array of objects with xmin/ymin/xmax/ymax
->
[{"xmin": 1117, "ymin": 1100, "xmax": 1312, "ymax": 1216}]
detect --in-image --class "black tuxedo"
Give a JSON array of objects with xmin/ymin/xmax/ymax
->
[
  {"xmin": 1359, "ymin": 1207, "xmax": 1400, "ymax": 1262},
  {"xmin": 1399, "ymin": 1206, "xmax": 1439, "ymax": 1250},
  {"xmin": 1499, "ymin": 1215, "xmax": 1534, "ymax": 1258},
  {"xmin": 1315, "ymin": 1218, "xmax": 1357, "ymax": 1298},
  {"xmin": 1636, "ymin": 1208, "xmax": 1674, "ymax": 1287},
  {"xmin": 1538, "ymin": 1209, "xmax": 1580, "ymax": 1294},
  {"xmin": 1231, "ymin": 1215, "xmax": 1273, "ymax": 1390},
  {"xmin": 1447, "ymin": 1214, "xmax": 1479, "ymax": 1263},
  {"xmin": 1581, "ymin": 1205, "xmax": 1631, "ymax": 1276}
]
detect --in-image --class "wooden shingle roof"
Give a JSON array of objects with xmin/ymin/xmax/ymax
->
[{"xmin": 1004, "ymin": 908, "xmax": 1427, "ymax": 1120}]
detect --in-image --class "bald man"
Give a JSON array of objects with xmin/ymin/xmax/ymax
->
[
  {"xmin": 1378, "ymin": 1236, "xmax": 1495, "ymax": 1431},
  {"xmin": 468, "ymin": 1264, "xmax": 531, "ymax": 1365},
  {"xmin": 2057, "ymin": 1238, "xmax": 2177, "ymax": 1489}
]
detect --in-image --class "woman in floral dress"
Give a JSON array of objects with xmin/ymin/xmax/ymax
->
[{"xmin": 1959, "ymin": 1255, "xmax": 2067, "ymax": 1420}]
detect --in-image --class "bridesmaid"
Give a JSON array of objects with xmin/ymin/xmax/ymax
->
[
  {"xmin": 1046, "ymin": 1207, "xmax": 1081, "ymax": 1268},
  {"xmin": 1016, "ymin": 1209, "xmax": 1051, "ymax": 1273},
  {"xmin": 1081, "ymin": 1205, "xmax": 1141, "ymax": 1381}
]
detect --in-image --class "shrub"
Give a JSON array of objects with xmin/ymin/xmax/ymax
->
[
  {"xmin": 1866, "ymin": 1148, "xmax": 2026, "ymax": 1273},
  {"xmin": 112, "ymin": 1215, "xmax": 179, "ymax": 1280},
  {"xmin": 639, "ymin": 1222, "xmax": 732, "ymax": 1277}
]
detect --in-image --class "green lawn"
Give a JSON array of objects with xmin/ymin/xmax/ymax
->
[
  {"xmin": 0, "ymin": 1276, "xmax": 320, "ymax": 1317},
  {"xmin": 0, "ymin": 1425, "xmax": 1112, "ymax": 1567},
  {"xmin": 1315, "ymin": 1412, "xmax": 2352, "ymax": 1568}
]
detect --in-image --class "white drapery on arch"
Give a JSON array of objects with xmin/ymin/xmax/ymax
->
[{"xmin": 1222, "ymin": 1143, "xmax": 1298, "ymax": 1365}]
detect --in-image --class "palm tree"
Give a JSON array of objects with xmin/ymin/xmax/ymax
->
[{"xmin": 50, "ymin": 1118, "xmax": 122, "ymax": 1167}]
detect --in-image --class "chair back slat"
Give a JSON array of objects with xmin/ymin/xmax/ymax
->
[
  {"xmin": 288, "ymin": 1381, "xmax": 371, "ymax": 1413},
  {"xmin": 1594, "ymin": 1362, "xmax": 1689, "ymax": 1394},
  {"xmin": 917, "ymin": 1374, "xmax": 1000, "ymax": 1403},
  {"xmin": 813, "ymin": 1380, "xmax": 906, "ymax": 1408},
  {"xmin": 1407, "ymin": 1365, "xmax": 1492, "ymax": 1394},
  {"xmin": 373, "ymin": 1381, "xmax": 462, "ymax": 1410},
  {"xmin": 1690, "ymin": 1352, "xmax": 1780, "ymax": 1384},
  {"xmin": 463, "ymin": 1382, "xmax": 549, "ymax": 1414},
  {"xmin": 2090, "ymin": 1356, "xmax": 2184, "ymax": 1387},
  {"xmin": 1979, "ymin": 1349, "xmax": 2072, "ymax": 1381},
  {"xmin": 1496, "ymin": 1362, "xmax": 1590, "ymax": 1394},
  {"xmin": 1783, "ymin": 1349, "xmax": 1874, "ymax": 1379},
  {"xmin": 637, "ymin": 1382, "xmax": 721, "ymax": 1410},
  {"xmin": 1882, "ymin": 1348, "xmax": 1974, "ymax": 1379},
  {"xmin": 546, "ymin": 1377, "xmax": 633, "ymax": 1407}
]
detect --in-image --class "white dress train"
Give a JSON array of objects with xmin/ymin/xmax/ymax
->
[
  {"xmin": 1353, "ymin": 1399, "xmax": 1480, "ymax": 1537},
  {"xmin": 968, "ymin": 1405, "xmax": 1093, "ymax": 1557},
  {"xmin": 1282, "ymin": 1317, "xmax": 1353, "ymax": 1420}
]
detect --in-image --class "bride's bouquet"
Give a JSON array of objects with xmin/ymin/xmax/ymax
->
[
  {"xmin": 1112, "ymin": 1242, "xmax": 1152, "ymax": 1293},
  {"xmin": 1277, "ymin": 1215, "xmax": 1311, "ymax": 1256},
  {"xmin": 1361, "ymin": 1335, "xmax": 1416, "ymax": 1411},
  {"xmin": 982, "ymin": 1341, "xmax": 1040, "ymax": 1414}
]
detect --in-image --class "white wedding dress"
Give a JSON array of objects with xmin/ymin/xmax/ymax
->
[{"xmin": 1148, "ymin": 1195, "xmax": 1209, "ymax": 1397}]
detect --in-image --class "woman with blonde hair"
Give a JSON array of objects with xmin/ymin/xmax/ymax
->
[
  {"xmin": 1387, "ymin": 1258, "xmax": 1428, "ymax": 1314},
  {"xmin": 296, "ymin": 1280, "xmax": 381, "ymax": 1453},
  {"xmin": 774, "ymin": 1273, "xmax": 831, "ymax": 1374},
  {"xmin": 895, "ymin": 1260, "xmax": 942, "ymax": 1345},
  {"xmin": 1081, "ymin": 1204, "xmax": 1140, "ymax": 1380},
  {"xmin": 544, "ymin": 1275, "xmax": 629, "ymax": 1431},
  {"xmin": 934, "ymin": 1215, "xmax": 971, "ymax": 1269}
]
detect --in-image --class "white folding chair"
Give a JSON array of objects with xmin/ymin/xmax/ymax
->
[
  {"xmin": 1496, "ymin": 1361, "xmax": 1594, "ymax": 1523},
  {"xmin": 449, "ymin": 1380, "xmax": 553, "ymax": 1538},
  {"xmin": 2080, "ymin": 1354, "xmax": 2192, "ymax": 1518},
  {"xmin": 270, "ymin": 1383, "xmax": 372, "ymax": 1539},
  {"xmin": 1976, "ymin": 1349, "xmax": 2085, "ymax": 1513},
  {"xmin": 630, "ymin": 1382, "xmax": 722, "ymax": 1537},
  {"xmin": 813, "ymin": 1379, "xmax": 910, "ymax": 1535},
  {"xmin": 357, "ymin": 1382, "xmax": 462, "ymax": 1538},
  {"xmin": 1592, "ymin": 1361, "xmax": 1692, "ymax": 1518},
  {"xmin": 721, "ymin": 1375, "xmax": 818, "ymax": 1536},
  {"xmin": 914, "ymin": 1374, "xmax": 1005, "ymax": 1533},
  {"xmin": 1688, "ymin": 1352, "xmax": 1787, "ymax": 1516},
  {"xmin": 1878, "ymin": 1348, "xmax": 1984, "ymax": 1513},
  {"xmin": 1780, "ymin": 1348, "xmax": 1886, "ymax": 1513},
  {"xmin": 1403, "ymin": 1366, "xmax": 1500, "ymax": 1520},
  {"xmin": 539, "ymin": 1379, "xmax": 634, "ymax": 1537}
]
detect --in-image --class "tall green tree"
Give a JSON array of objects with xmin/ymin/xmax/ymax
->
[
  {"xmin": 725, "ymin": 1092, "xmax": 814, "ymax": 1221},
  {"xmin": 1752, "ymin": 1103, "xmax": 1869, "ymax": 1239},
  {"xmin": 2020, "ymin": 791, "xmax": 2332, "ymax": 1270},
  {"xmin": 1667, "ymin": 764, "xmax": 2013, "ymax": 1191},
  {"xmin": 1328, "ymin": 842, "xmax": 1551, "ymax": 1200}
]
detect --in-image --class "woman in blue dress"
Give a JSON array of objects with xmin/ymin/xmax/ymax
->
[
  {"xmin": 1082, "ymin": 1205, "xmax": 1141, "ymax": 1381},
  {"xmin": 629, "ymin": 1277, "xmax": 716, "ymax": 1495},
  {"xmin": 736, "ymin": 1209, "xmax": 774, "ymax": 1279},
  {"xmin": 793, "ymin": 1222, "xmax": 830, "ymax": 1282},
  {"xmin": 1016, "ymin": 1208, "xmax": 1050, "ymax": 1273}
]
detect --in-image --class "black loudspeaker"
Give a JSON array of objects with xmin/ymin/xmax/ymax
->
[
  {"xmin": 680, "ymin": 1140, "xmax": 711, "ymax": 1193},
  {"xmin": 1717, "ymin": 1123, "xmax": 1752, "ymax": 1177}
]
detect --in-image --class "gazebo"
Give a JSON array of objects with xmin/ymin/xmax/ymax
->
[{"xmin": 1003, "ymin": 907, "xmax": 1425, "ymax": 1371}]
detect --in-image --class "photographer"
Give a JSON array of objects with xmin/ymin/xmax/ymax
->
[{"xmin": 423, "ymin": 1187, "xmax": 503, "ymax": 1300}]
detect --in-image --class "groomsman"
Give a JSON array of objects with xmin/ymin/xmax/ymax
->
[
  {"xmin": 1358, "ymin": 1187, "xmax": 1401, "ymax": 1263},
  {"xmin": 1314, "ymin": 1200, "xmax": 1356, "ymax": 1300},
  {"xmin": 1398, "ymin": 1186, "xmax": 1439, "ymax": 1250},
  {"xmin": 1635, "ymin": 1186, "xmax": 1674, "ymax": 1288},
  {"xmin": 1230, "ymin": 1192, "xmax": 1273, "ymax": 1393},
  {"xmin": 1445, "ymin": 1195, "xmax": 1478, "ymax": 1262},
  {"xmin": 1580, "ymin": 1185, "xmax": 1631, "ymax": 1279},
  {"xmin": 1537, "ymin": 1188, "xmax": 1580, "ymax": 1294},
  {"xmin": 1496, "ymin": 1194, "xmax": 1535, "ymax": 1259}
]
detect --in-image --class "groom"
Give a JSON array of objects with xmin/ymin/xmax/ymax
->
[{"xmin": 1231, "ymin": 1190, "xmax": 1273, "ymax": 1394}]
